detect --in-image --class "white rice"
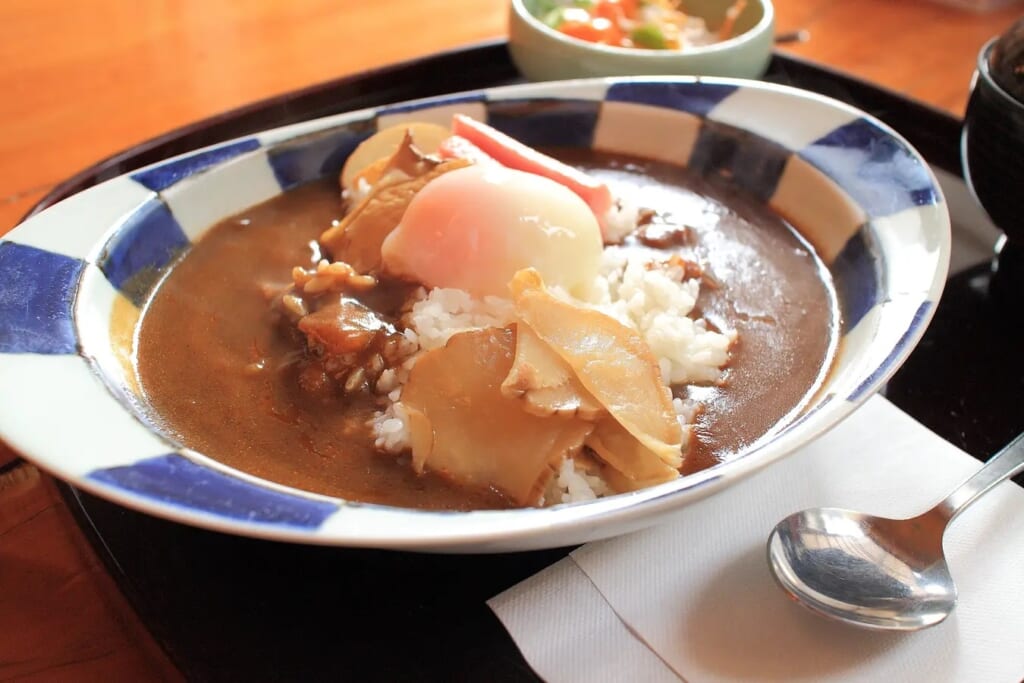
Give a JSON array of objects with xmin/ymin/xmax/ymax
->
[
  {"xmin": 601, "ymin": 196, "xmax": 642, "ymax": 244},
  {"xmin": 403, "ymin": 288, "xmax": 514, "ymax": 351},
  {"xmin": 369, "ymin": 248, "xmax": 734, "ymax": 504},
  {"xmin": 590, "ymin": 247, "xmax": 735, "ymax": 385},
  {"xmin": 542, "ymin": 457, "xmax": 612, "ymax": 506},
  {"xmin": 374, "ymin": 400, "xmax": 411, "ymax": 454}
]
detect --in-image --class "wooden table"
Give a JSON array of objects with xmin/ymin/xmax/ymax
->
[{"xmin": 0, "ymin": 0, "xmax": 1020, "ymax": 679}]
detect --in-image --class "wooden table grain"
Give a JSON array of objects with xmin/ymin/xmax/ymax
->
[{"xmin": 0, "ymin": 0, "xmax": 1020, "ymax": 679}]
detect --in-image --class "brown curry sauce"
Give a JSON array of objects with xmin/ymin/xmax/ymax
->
[{"xmin": 134, "ymin": 151, "xmax": 838, "ymax": 510}]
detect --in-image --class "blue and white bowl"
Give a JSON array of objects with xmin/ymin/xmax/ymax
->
[{"xmin": 0, "ymin": 78, "xmax": 950, "ymax": 551}]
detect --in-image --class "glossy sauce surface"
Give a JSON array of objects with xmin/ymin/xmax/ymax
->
[
  {"xmin": 136, "ymin": 181, "xmax": 512, "ymax": 510},
  {"xmin": 135, "ymin": 152, "xmax": 838, "ymax": 508},
  {"xmin": 562, "ymin": 151, "xmax": 839, "ymax": 473}
]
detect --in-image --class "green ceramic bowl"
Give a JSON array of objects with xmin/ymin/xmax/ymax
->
[{"xmin": 509, "ymin": 0, "xmax": 775, "ymax": 81}]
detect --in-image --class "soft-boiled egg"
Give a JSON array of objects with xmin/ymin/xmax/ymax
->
[{"xmin": 380, "ymin": 165, "xmax": 602, "ymax": 298}]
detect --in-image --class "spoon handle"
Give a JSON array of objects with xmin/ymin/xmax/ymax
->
[{"xmin": 933, "ymin": 432, "xmax": 1024, "ymax": 523}]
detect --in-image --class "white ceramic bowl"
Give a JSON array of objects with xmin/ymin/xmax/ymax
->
[
  {"xmin": 0, "ymin": 77, "xmax": 949, "ymax": 551},
  {"xmin": 509, "ymin": 0, "xmax": 776, "ymax": 81}
]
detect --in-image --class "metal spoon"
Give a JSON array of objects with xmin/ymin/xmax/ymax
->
[{"xmin": 767, "ymin": 431, "xmax": 1024, "ymax": 631}]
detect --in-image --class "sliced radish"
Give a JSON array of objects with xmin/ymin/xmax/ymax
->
[
  {"xmin": 450, "ymin": 114, "xmax": 614, "ymax": 232},
  {"xmin": 437, "ymin": 135, "xmax": 499, "ymax": 166}
]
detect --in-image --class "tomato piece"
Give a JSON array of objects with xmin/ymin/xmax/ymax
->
[
  {"xmin": 555, "ymin": 3, "xmax": 624, "ymax": 46},
  {"xmin": 558, "ymin": 19, "xmax": 604, "ymax": 44},
  {"xmin": 559, "ymin": 19, "xmax": 621, "ymax": 45},
  {"xmin": 593, "ymin": 0, "xmax": 626, "ymax": 24},
  {"xmin": 592, "ymin": 17, "xmax": 625, "ymax": 44}
]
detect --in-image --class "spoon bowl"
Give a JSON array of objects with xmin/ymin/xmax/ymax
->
[
  {"xmin": 767, "ymin": 431, "xmax": 1024, "ymax": 630},
  {"xmin": 768, "ymin": 508, "xmax": 954, "ymax": 631}
]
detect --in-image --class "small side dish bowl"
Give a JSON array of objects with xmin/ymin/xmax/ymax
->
[
  {"xmin": 0, "ymin": 77, "xmax": 949, "ymax": 552},
  {"xmin": 508, "ymin": 0, "xmax": 775, "ymax": 81}
]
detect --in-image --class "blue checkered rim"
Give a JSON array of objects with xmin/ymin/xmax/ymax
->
[{"xmin": 0, "ymin": 77, "xmax": 950, "ymax": 549}]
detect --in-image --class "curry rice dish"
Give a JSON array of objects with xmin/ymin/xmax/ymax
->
[{"xmin": 134, "ymin": 116, "xmax": 839, "ymax": 511}]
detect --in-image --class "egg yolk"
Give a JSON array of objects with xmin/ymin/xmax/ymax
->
[{"xmin": 380, "ymin": 165, "xmax": 603, "ymax": 298}]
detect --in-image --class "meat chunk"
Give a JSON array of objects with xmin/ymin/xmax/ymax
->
[{"xmin": 298, "ymin": 300, "xmax": 389, "ymax": 356}]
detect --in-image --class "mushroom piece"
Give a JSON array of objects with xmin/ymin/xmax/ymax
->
[
  {"xmin": 586, "ymin": 418, "xmax": 680, "ymax": 490},
  {"xmin": 297, "ymin": 299, "xmax": 391, "ymax": 356},
  {"xmin": 510, "ymin": 268, "xmax": 684, "ymax": 469},
  {"xmin": 401, "ymin": 327, "xmax": 593, "ymax": 506},
  {"xmin": 339, "ymin": 122, "xmax": 451, "ymax": 192},
  {"xmin": 321, "ymin": 131, "xmax": 470, "ymax": 273},
  {"xmin": 501, "ymin": 323, "xmax": 604, "ymax": 421}
]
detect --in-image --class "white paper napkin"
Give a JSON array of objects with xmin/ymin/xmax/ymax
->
[{"xmin": 490, "ymin": 396, "xmax": 1024, "ymax": 682}]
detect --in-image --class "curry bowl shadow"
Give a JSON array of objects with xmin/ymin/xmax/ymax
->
[{"xmin": 0, "ymin": 78, "xmax": 950, "ymax": 551}]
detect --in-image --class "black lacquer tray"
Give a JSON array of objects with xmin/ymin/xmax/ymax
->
[{"xmin": 26, "ymin": 41, "xmax": 1023, "ymax": 682}]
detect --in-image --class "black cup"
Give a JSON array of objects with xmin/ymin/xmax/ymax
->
[
  {"xmin": 962, "ymin": 37, "xmax": 1024, "ymax": 303},
  {"xmin": 963, "ymin": 38, "xmax": 1024, "ymax": 242}
]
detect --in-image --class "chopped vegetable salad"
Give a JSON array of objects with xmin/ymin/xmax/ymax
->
[{"xmin": 531, "ymin": 0, "xmax": 747, "ymax": 50}]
